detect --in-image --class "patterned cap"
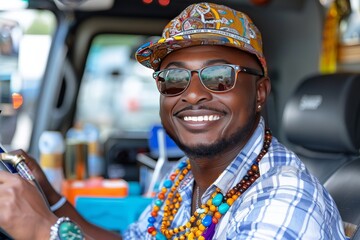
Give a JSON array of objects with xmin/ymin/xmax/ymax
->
[{"xmin": 135, "ymin": 2, "xmax": 267, "ymax": 76}]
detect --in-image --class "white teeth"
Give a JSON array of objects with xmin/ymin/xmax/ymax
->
[{"xmin": 183, "ymin": 115, "xmax": 220, "ymax": 122}]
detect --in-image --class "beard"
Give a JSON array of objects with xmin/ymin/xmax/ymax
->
[{"xmin": 164, "ymin": 110, "xmax": 258, "ymax": 160}]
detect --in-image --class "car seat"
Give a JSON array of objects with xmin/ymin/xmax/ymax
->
[{"xmin": 282, "ymin": 73, "xmax": 360, "ymax": 238}]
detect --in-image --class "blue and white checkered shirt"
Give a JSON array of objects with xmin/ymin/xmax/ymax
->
[{"xmin": 124, "ymin": 118, "xmax": 347, "ymax": 239}]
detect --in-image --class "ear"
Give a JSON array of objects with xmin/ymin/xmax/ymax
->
[{"xmin": 256, "ymin": 77, "xmax": 271, "ymax": 113}]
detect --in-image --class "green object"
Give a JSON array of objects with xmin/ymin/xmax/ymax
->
[{"xmin": 50, "ymin": 217, "xmax": 84, "ymax": 240}]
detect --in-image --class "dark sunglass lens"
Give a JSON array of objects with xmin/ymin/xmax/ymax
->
[
  {"xmin": 156, "ymin": 69, "xmax": 190, "ymax": 95},
  {"xmin": 200, "ymin": 65, "xmax": 235, "ymax": 91}
]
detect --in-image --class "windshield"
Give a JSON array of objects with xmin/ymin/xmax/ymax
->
[
  {"xmin": 75, "ymin": 34, "xmax": 161, "ymax": 141},
  {"xmin": 0, "ymin": 9, "xmax": 56, "ymax": 151}
]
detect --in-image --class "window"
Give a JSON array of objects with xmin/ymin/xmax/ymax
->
[
  {"xmin": 0, "ymin": 9, "xmax": 56, "ymax": 150},
  {"xmin": 75, "ymin": 34, "xmax": 161, "ymax": 140}
]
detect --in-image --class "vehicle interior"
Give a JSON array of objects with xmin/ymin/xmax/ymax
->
[{"xmin": 0, "ymin": 0, "xmax": 359, "ymax": 239}]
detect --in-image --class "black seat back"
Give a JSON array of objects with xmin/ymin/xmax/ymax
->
[
  {"xmin": 283, "ymin": 73, "xmax": 360, "ymax": 183},
  {"xmin": 282, "ymin": 73, "xmax": 360, "ymax": 236}
]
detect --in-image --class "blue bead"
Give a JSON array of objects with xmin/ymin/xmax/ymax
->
[
  {"xmin": 148, "ymin": 216, "xmax": 156, "ymax": 223},
  {"xmin": 164, "ymin": 180, "xmax": 173, "ymax": 188},
  {"xmin": 218, "ymin": 203, "xmax": 230, "ymax": 215},
  {"xmin": 202, "ymin": 215, "xmax": 212, "ymax": 227},
  {"xmin": 155, "ymin": 232, "xmax": 167, "ymax": 240},
  {"xmin": 212, "ymin": 193, "xmax": 223, "ymax": 206},
  {"xmin": 178, "ymin": 161, "xmax": 187, "ymax": 169},
  {"xmin": 155, "ymin": 199, "xmax": 163, "ymax": 206}
]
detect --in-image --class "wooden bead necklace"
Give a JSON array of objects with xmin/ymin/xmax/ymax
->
[{"xmin": 147, "ymin": 129, "xmax": 272, "ymax": 240}]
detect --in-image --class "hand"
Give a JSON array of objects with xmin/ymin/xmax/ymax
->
[
  {"xmin": 0, "ymin": 170, "xmax": 58, "ymax": 240},
  {"xmin": 7, "ymin": 149, "xmax": 62, "ymax": 206}
]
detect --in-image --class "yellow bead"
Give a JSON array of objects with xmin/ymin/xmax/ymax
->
[
  {"xmin": 179, "ymin": 236, "xmax": 185, "ymax": 240},
  {"xmin": 190, "ymin": 216, "xmax": 196, "ymax": 222},
  {"xmin": 198, "ymin": 236, "xmax": 205, "ymax": 240},
  {"xmin": 188, "ymin": 232, "xmax": 195, "ymax": 240},
  {"xmin": 186, "ymin": 222, "xmax": 192, "ymax": 228},
  {"xmin": 210, "ymin": 205, "xmax": 216, "ymax": 212},
  {"xmin": 199, "ymin": 224, "xmax": 206, "ymax": 231},
  {"xmin": 232, "ymin": 195, "xmax": 238, "ymax": 200},
  {"xmin": 196, "ymin": 230, "xmax": 203, "ymax": 237},
  {"xmin": 226, "ymin": 198, "xmax": 234, "ymax": 205}
]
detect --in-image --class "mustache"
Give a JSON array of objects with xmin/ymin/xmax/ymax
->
[{"xmin": 174, "ymin": 105, "xmax": 226, "ymax": 116}]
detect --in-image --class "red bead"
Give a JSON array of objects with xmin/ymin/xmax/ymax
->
[
  {"xmin": 170, "ymin": 173, "xmax": 177, "ymax": 181},
  {"xmin": 158, "ymin": 192, "xmax": 165, "ymax": 199},
  {"xmin": 148, "ymin": 226, "xmax": 156, "ymax": 233}
]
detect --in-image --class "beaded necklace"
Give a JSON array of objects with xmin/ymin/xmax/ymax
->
[{"xmin": 147, "ymin": 129, "xmax": 272, "ymax": 240}]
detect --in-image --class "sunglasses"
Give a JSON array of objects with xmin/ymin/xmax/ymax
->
[{"xmin": 153, "ymin": 64, "xmax": 263, "ymax": 96}]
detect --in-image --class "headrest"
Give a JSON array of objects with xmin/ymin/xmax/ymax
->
[{"xmin": 283, "ymin": 73, "xmax": 360, "ymax": 154}]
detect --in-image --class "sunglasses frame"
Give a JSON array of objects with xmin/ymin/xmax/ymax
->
[{"xmin": 153, "ymin": 64, "xmax": 264, "ymax": 96}]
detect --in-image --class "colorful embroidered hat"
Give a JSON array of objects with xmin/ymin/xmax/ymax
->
[{"xmin": 135, "ymin": 2, "xmax": 267, "ymax": 76}]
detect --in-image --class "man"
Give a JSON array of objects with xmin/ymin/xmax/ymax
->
[{"xmin": 0, "ymin": 2, "xmax": 347, "ymax": 239}]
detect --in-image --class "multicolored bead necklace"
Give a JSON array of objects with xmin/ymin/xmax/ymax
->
[{"xmin": 147, "ymin": 129, "xmax": 272, "ymax": 240}]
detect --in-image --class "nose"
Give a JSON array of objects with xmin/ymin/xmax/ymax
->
[{"xmin": 180, "ymin": 72, "xmax": 212, "ymax": 104}]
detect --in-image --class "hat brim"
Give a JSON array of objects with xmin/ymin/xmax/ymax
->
[{"xmin": 135, "ymin": 34, "xmax": 267, "ymax": 76}]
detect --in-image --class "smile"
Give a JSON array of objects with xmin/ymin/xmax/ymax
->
[{"xmin": 183, "ymin": 115, "xmax": 221, "ymax": 122}]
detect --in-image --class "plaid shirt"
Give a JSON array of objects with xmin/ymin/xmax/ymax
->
[{"xmin": 124, "ymin": 118, "xmax": 347, "ymax": 239}]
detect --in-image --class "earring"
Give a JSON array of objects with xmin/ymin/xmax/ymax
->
[{"xmin": 257, "ymin": 105, "xmax": 262, "ymax": 110}]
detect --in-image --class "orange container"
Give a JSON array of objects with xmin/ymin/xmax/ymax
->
[{"xmin": 62, "ymin": 177, "xmax": 128, "ymax": 205}]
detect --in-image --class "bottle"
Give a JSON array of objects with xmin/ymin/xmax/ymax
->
[
  {"xmin": 39, "ymin": 131, "xmax": 65, "ymax": 193},
  {"xmin": 83, "ymin": 123, "xmax": 105, "ymax": 177}
]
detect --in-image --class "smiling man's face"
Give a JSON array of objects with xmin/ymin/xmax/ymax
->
[{"xmin": 159, "ymin": 45, "xmax": 264, "ymax": 158}]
